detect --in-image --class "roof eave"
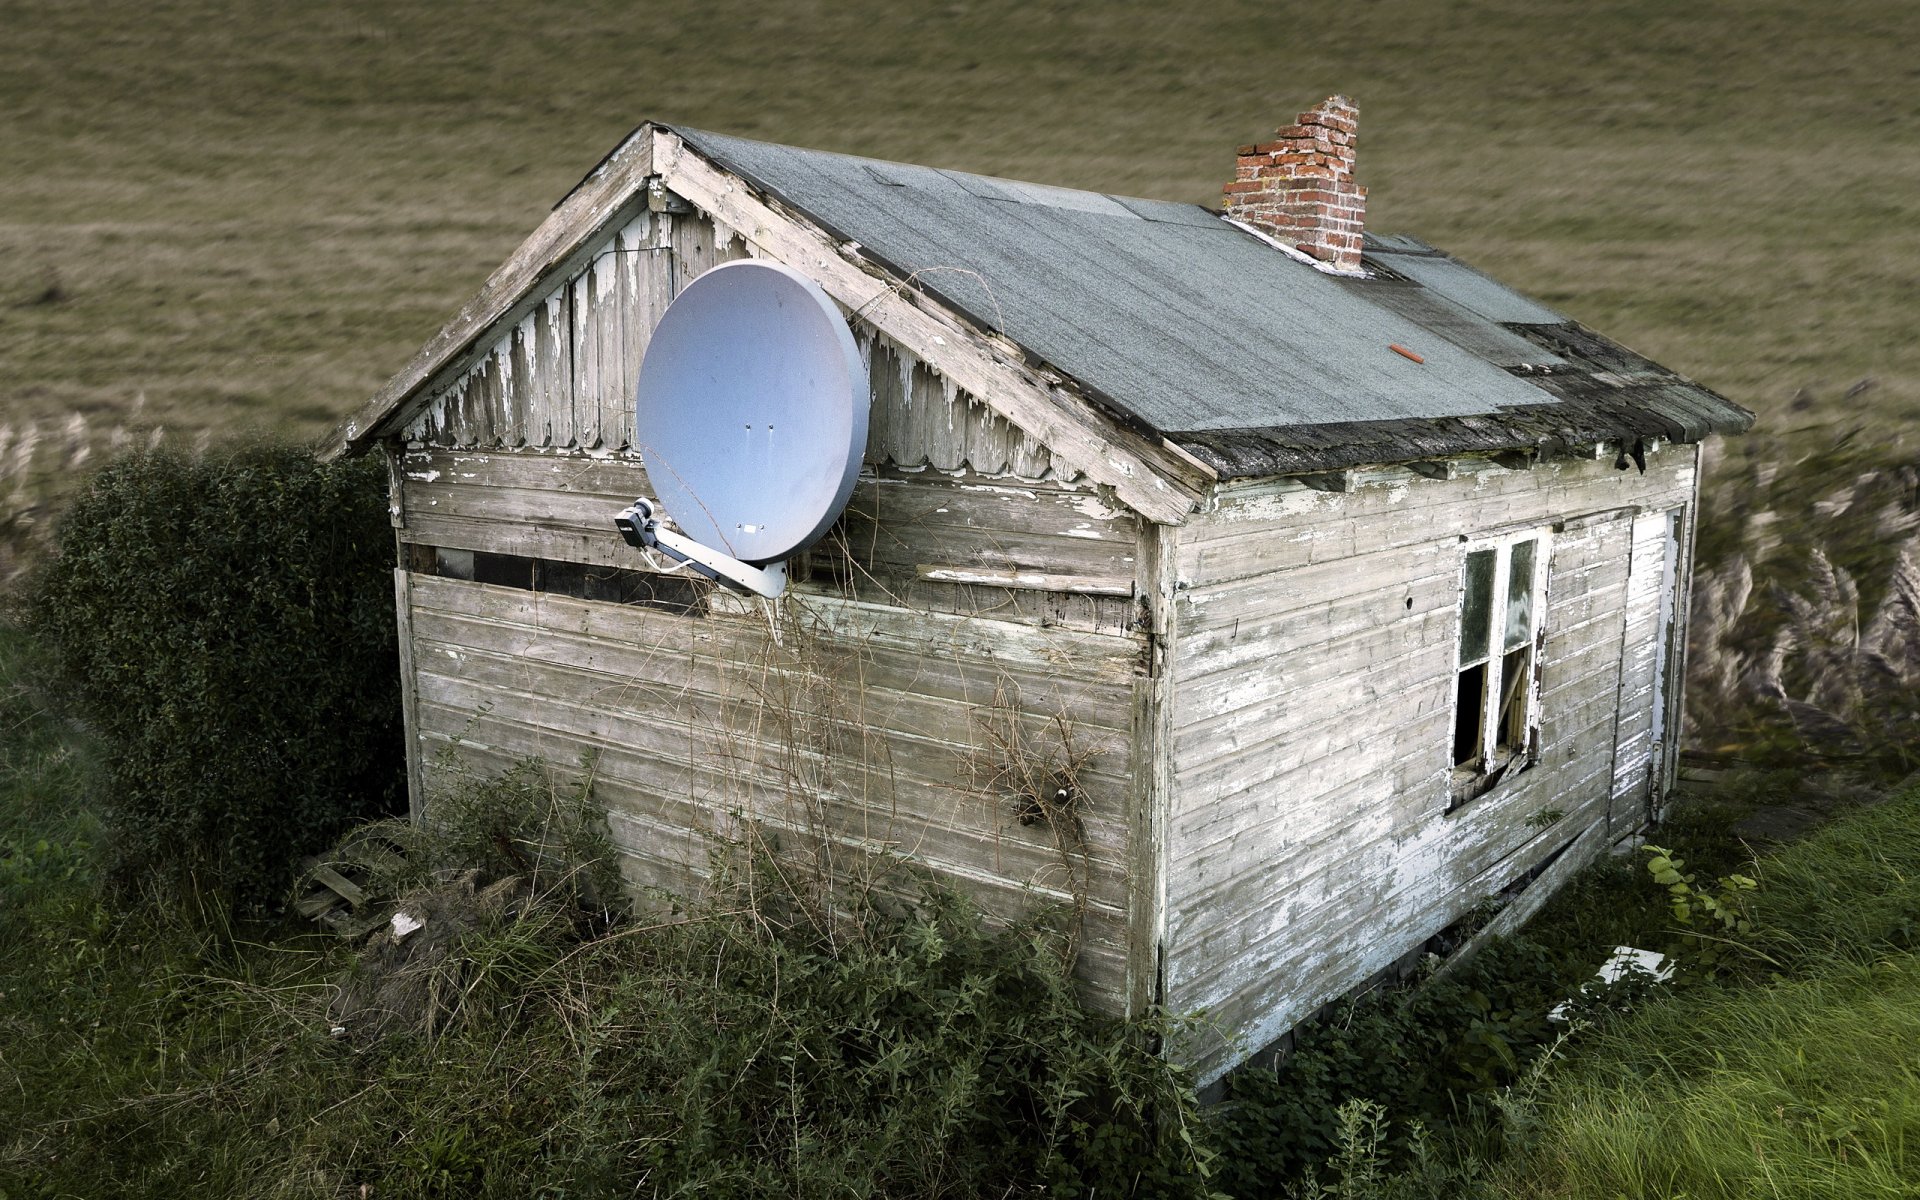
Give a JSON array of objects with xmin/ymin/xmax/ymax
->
[{"xmin": 319, "ymin": 123, "xmax": 664, "ymax": 461}]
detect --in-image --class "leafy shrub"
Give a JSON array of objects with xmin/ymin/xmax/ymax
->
[
  {"xmin": 28, "ymin": 443, "xmax": 402, "ymax": 912},
  {"xmin": 326, "ymin": 765, "xmax": 1216, "ymax": 1197},
  {"xmin": 1211, "ymin": 935, "xmax": 1579, "ymax": 1194},
  {"xmin": 1640, "ymin": 844, "xmax": 1761, "ymax": 973},
  {"xmin": 1286, "ymin": 1099, "xmax": 1490, "ymax": 1200},
  {"xmin": 7, "ymin": 758, "xmax": 1218, "ymax": 1198}
]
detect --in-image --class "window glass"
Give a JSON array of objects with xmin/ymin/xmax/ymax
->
[
  {"xmin": 1504, "ymin": 539, "xmax": 1536, "ymax": 650},
  {"xmin": 1460, "ymin": 549, "xmax": 1496, "ymax": 664},
  {"xmin": 1496, "ymin": 646, "xmax": 1531, "ymax": 751}
]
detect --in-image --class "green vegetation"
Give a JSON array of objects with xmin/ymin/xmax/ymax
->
[
  {"xmin": 0, "ymin": 659, "xmax": 1211, "ymax": 1197},
  {"xmin": 1509, "ymin": 957, "xmax": 1920, "ymax": 1197},
  {"xmin": 1490, "ymin": 791, "xmax": 1920, "ymax": 1199},
  {"xmin": 1200, "ymin": 783, "xmax": 1920, "ymax": 1199},
  {"xmin": 26, "ymin": 445, "xmax": 403, "ymax": 912}
]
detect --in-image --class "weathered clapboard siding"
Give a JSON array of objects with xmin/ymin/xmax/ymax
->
[
  {"xmin": 394, "ymin": 446, "xmax": 1137, "ymax": 631},
  {"xmin": 401, "ymin": 518, "xmax": 1146, "ymax": 1010},
  {"xmin": 1164, "ymin": 448, "xmax": 1698, "ymax": 1082}
]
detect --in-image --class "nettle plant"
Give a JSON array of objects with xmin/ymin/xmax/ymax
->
[{"xmin": 1642, "ymin": 844, "xmax": 1760, "ymax": 970}]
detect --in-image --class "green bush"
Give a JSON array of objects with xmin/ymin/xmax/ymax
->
[
  {"xmin": 1212, "ymin": 935, "xmax": 1574, "ymax": 1194},
  {"xmin": 28, "ymin": 443, "xmax": 402, "ymax": 912},
  {"xmin": 4, "ymin": 756, "xmax": 1217, "ymax": 1198}
]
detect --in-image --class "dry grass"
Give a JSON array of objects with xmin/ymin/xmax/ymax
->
[
  {"xmin": 1686, "ymin": 434, "xmax": 1920, "ymax": 770},
  {"xmin": 2, "ymin": 0, "xmax": 1915, "ymax": 453},
  {"xmin": 4, "ymin": 1, "xmax": 1915, "ymax": 582}
]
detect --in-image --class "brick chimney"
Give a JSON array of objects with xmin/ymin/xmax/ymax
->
[{"xmin": 1223, "ymin": 96, "xmax": 1367, "ymax": 273}]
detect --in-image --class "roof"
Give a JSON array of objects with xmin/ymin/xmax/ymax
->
[
  {"xmin": 331, "ymin": 122, "xmax": 1752, "ymax": 486},
  {"xmin": 677, "ymin": 126, "xmax": 1752, "ymax": 477}
]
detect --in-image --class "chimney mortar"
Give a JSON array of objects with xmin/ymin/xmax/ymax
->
[{"xmin": 1223, "ymin": 95, "xmax": 1367, "ymax": 273}]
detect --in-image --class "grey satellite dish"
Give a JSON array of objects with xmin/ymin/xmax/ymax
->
[{"xmin": 615, "ymin": 259, "xmax": 868, "ymax": 599}]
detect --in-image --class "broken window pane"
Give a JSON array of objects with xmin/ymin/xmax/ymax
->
[
  {"xmin": 1504, "ymin": 539, "xmax": 1536, "ymax": 650},
  {"xmin": 1460, "ymin": 549, "xmax": 1496, "ymax": 665},
  {"xmin": 1496, "ymin": 646, "xmax": 1531, "ymax": 752}
]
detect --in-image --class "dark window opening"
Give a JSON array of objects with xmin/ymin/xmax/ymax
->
[
  {"xmin": 1450, "ymin": 534, "xmax": 1547, "ymax": 811},
  {"xmin": 472, "ymin": 550, "xmax": 533, "ymax": 590},
  {"xmin": 1453, "ymin": 663, "xmax": 1486, "ymax": 767}
]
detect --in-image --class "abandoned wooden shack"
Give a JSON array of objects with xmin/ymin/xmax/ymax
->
[{"xmin": 326, "ymin": 96, "xmax": 1752, "ymax": 1082}]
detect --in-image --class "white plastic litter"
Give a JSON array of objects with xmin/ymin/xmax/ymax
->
[
  {"xmin": 390, "ymin": 911, "xmax": 423, "ymax": 940},
  {"xmin": 1595, "ymin": 945, "xmax": 1674, "ymax": 986},
  {"xmin": 1548, "ymin": 944, "xmax": 1674, "ymax": 1022}
]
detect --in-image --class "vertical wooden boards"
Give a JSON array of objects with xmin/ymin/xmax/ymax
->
[
  {"xmin": 395, "ymin": 203, "xmax": 1079, "ymax": 488},
  {"xmin": 1660, "ymin": 448, "xmax": 1703, "ymax": 803},
  {"xmin": 392, "ymin": 566, "xmax": 427, "ymax": 823},
  {"xmin": 618, "ymin": 213, "xmax": 674, "ymax": 453},
  {"xmin": 1163, "ymin": 451, "xmax": 1697, "ymax": 1084},
  {"xmin": 405, "ymin": 213, "xmax": 681, "ymax": 453},
  {"xmin": 574, "ymin": 209, "xmax": 687, "ymax": 452},
  {"xmin": 857, "ymin": 334, "xmax": 1067, "ymax": 479},
  {"xmin": 567, "ymin": 209, "xmax": 752, "ymax": 455},
  {"xmin": 407, "ymin": 287, "xmax": 580, "ymax": 450},
  {"xmin": 1609, "ymin": 506, "xmax": 1683, "ymax": 837},
  {"xmin": 530, "ymin": 294, "xmax": 572, "ymax": 448},
  {"xmin": 1127, "ymin": 520, "xmax": 1179, "ymax": 1017}
]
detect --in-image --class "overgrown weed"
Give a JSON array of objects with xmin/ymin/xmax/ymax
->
[{"xmin": 2, "ymin": 731, "xmax": 1215, "ymax": 1197}]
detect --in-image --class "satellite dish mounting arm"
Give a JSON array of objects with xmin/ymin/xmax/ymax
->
[{"xmin": 615, "ymin": 498, "xmax": 788, "ymax": 599}]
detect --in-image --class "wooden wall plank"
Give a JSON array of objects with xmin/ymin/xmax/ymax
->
[
  {"xmin": 401, "ymin": 476, "xmax": 1147, "ymax": 1011},
  {"xmin": 396, "ymin": 447, "xmax": 1138, "ymax": 630},
  {"xmin": 1164, "ymin": 453, "xmax": 1669, "ymax": 1084}
]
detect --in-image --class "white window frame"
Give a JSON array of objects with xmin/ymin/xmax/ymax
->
[{"xmin": 1449, "ymin": 527, "xmax": 1551, "ymax": 808}]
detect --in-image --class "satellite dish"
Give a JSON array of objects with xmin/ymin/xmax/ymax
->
[{"xmin": 615, "ymin": 260, "xmax": 869, "ymax": 598}]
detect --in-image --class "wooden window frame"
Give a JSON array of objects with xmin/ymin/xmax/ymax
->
[{"xmin": 1448, "ymin": 527, "xmax": 1551, "ymax": 809}]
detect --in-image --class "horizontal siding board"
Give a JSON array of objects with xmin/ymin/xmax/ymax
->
[
  {"xmin": 412, "ymin": 677, "xmax": 1131, "ymax": 906},
  {"xmin": 1177, "ymin": 564, "xmax": 1458, "ymax": 682},
  {"xmin": 1163, "ymin": 451, "xmax": 1685, "ymax": 1083},
  {"xmin": 406, "ymin": 550, "xmax": 1140, "ymax": 1007},
  {"xmin": 1174, "ymin": 623, "xmax": 1455, "ymax": 768},
  {"xmin": 1185, "ymin": 456, "xmax": 1694, "ymax": 582},
  {"xmin": 410, "ymin": 578, "xmax": 1140, "ymax": 725},
  {"xmin": 412, "ymin": 635, "xmax": 1134, "ymax": 841},
  {"xmin": 397, "ymin": 448, "xmax": 1132, "ymax": 628}
]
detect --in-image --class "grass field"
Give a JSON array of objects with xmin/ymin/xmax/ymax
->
[
  {"xmin": 1493, "ymin": 787, "xmax": 1920, "ymax": 1199},
  {"xmin": 3, "ymin": 0, "xmax": 1917, "ymax": 465}
]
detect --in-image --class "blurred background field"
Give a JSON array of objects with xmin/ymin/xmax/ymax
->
[
  {"xmin": 5, "ymin": 7, "xmax": 1920, "ymax": 1194},
  {"xmin": 3, "ymin": 0, "xmax": 1916, "ymax": 462},
  {"xmin": 5, "ymin": 1, "xmax": 1920, "ymax": 745}
]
